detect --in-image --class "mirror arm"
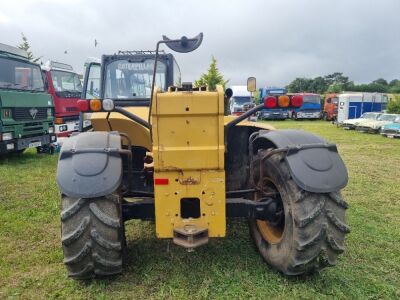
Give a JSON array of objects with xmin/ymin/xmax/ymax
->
[
  {"xmin": 114, "ymin": 106, "xmax": 151, "ymax": 130},
  {"xmin": 225, "ymin": 104, "xmax": 264, "ymax": 131},
  {"xmin": 148, "ymin": 37, "xmax": 200, "ymax": 126}
]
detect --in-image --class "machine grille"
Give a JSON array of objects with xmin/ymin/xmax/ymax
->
[{"xmin": 13, "ymin": 107, "xmax": 48, "ymax": 121}]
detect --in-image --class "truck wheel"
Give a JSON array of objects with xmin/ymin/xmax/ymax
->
[
  {"xmin": 61, "ymin": 194, "xmax": 125, "ymax": 279},
  {"xmin": 249, "ymin": 151, "xmax": 350, "ymax": 275},
  {"xmin": 322, "ymin": 113, "xmax": 328, "ymax": 121}
]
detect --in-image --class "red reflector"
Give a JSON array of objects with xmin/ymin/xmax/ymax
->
[
  {"xmin": 264, "ymin": 96, "xmax": 277, "ymax": 108},
  {"xmin": 291, "ymin": 95, "xmax": 303, "ymax": 108},
  {"xmin": 155, "ymin": 178, "xmax": 169, "ymax": 185},
  {"xmin": 77, "ymin": 100, "xmax": 89, "ymax": 112}
]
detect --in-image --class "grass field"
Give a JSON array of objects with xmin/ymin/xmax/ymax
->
[{"xmin": 0, "ymin": 120, "xmax": 399, "ymax": 299}]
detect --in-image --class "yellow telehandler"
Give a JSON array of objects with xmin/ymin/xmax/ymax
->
[{"xmin": 57, "ymin": 33, "xmax": 350, "ymax": 279}]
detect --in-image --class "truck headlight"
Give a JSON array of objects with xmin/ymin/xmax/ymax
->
[
  {"xmin": 48, "ymin": 126, "xmax": 54, "ymax": 134},
  {"xmin": 2, "ymin": 109, "xmax": 12, "ymax": 118},
  {"xmin": 2, "ymin": 132, "xmax": 13, "ymax": 141}
]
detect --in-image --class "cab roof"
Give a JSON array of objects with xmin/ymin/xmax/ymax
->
[
  {"xmin": 0, "ymin": 43, "xmax": 28, "ymax": 59},
  {"xmin": 42, "ymin": 60, "xmax": 75, "ymax": 72}
]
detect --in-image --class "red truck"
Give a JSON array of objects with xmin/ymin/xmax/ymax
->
[
  {"xmin": 42, "ymin": 61, "xmax": 89, "ymax": 137},
  {"xmin": 322, "ymin": 93, "xmax": 338, "ymax": 121}
]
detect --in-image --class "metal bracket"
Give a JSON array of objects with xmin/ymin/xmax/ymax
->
[{"xmin": 173, "ymin": 225, "xmax": 209, "ymax": 251}]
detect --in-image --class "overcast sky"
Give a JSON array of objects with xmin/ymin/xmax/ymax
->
[{"xmin": 1, "ymin": 0, "xmax": 399, "ymax": 87}]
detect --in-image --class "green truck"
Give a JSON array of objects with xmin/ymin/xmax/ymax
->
[{"xmin": 0, "ymin": 43, "xmax": 56, "ymax": 155}]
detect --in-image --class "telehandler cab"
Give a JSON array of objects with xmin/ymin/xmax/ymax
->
[{"xmin": 57, "ymin": 33, "xmax": 350, "ymax": 279}]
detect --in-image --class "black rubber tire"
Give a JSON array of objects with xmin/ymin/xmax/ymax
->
[
  {"xmin": 249, "ymin": 151, "xmax": 350, "ymax": 275},
  {"xmin": 61, "ymin": 194, "xmax": 125, "ymax": 279}
]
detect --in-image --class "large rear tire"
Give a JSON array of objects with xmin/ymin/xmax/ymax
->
[
  {"xmin": 249, "ymin": 150, "xmax": 350, "ymax": 275},
  {"xmin": 61, "ymin": 194, "xmax": 125, "ymax": 279}
]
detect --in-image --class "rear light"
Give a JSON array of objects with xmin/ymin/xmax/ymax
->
[
  {"xmin": 264, "ymin": 96, "xmax": 277, "ymax": 108},
  {"xmin": 90, "ymin": 99, "xmax": 102, "ymax": 111},
  {"xmin": 278, "ymin": 95, "xmax": 290, "ymax": 107},
  {"xmin": 55, "ymin": 117, "xmax": 64, "ymax": 124},
  {"xmin": 291, "ymin": 95, "xmax": 303, "ymax": 108},
  {"xmin": 154, "ymin": 178, "xmax": 169, "ymax": 185},
  {"xmin": 77, "ymin": 100, "xmax": 89, "ymax": 112},
  {"xmin": 102, "ymin": 99, "xmax": 114, "ymax": 111}
]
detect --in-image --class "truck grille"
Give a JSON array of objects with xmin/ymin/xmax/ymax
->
[
  {"xmin": 66, "ymin": 107, "xmax": 78, "ymax": 112},
  {"xmin": 13, "ymin": 107, "xmax": 48, "ymax": 121},
  {"xmin": 383, "ymin": 129, "xmax": 398, "ymax": 134}
]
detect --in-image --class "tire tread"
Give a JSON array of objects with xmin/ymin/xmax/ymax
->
[
  {"xmin": 250, "ymin": 150, "xmax": 350, "ymax": 275},
  {"xmin": 61, "ymin": 195, "xmax": 124, "ymax": 279}
]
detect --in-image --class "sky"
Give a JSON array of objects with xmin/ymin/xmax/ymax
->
[{"xmin": 1, "ymin": 0, "xmax": 399, "ymax": 87}]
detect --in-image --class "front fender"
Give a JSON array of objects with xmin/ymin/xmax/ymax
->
[
  {"xmin": 257, "ymin": 130, "xmax": 348, "ymax": 193},
  {"xmin": 56, "ymin": 131, "xmax": 123, "ymax": 198}
]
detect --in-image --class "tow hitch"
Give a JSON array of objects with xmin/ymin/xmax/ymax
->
[{"xmin": 173, "ymin": 225, "xmax": 209, "ymax": 251}]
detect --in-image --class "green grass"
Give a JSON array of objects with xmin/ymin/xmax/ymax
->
[{"xmin": 0, "ymin": 120, "xmax": 399, "ymax": 299}]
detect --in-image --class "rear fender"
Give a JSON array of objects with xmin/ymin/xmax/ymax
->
[
  {"xmin": 256, "ymin": 130, "xmax": 348, "ymax": 193},
  {"xmin": 56, "ymin": 131, "xmax": 123, "ymax": 198}
]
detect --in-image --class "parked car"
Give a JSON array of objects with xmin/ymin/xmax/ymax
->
[
  {"xmin": 380, "ymin": 116, "xmax": 400, "ymax": 138},
  {"xmin": 355, "ymin": 114, "xmax": 399, "ymax": 133},
  {"xmin": 341, "ymin": 112, "xmax": 382, "ymax": 130}
]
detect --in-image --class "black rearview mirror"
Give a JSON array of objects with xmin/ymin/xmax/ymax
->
[{"xmin": 163, "ymin": 33, "xmax": 203, "ymax": 53}]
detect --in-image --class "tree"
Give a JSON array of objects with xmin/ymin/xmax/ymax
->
[
  {"xmin": 388, "ymin": 79, "xmax": 400, "ymax": 93},
  {"xmin": 389, "ymin": 79, "xmax": 400, "ymax": 87},
  {"xmin": 194, "ymin": 56, "xmax": 228, "ymax": 91},
  {"xmin": 387, "ymin": 94, "xmax": 400, "ymax": 114},
  {"xmin": 18, "ymin": 33, "xmax": 41, "ymax": 63},
  {"xmin": 309, "ymin": 76, "xmax": 328, "ymax": 94},
  {"xmin": 373, "ymin": 78, "xmax": 388, "ymax": 86},
  {"xmin": 286, "ymin": 77, "xmax": 313, "ymax": 93},
  {"xmin": 327, "ymin": 82, "xmax": 343, "ymax": 93},
  {"xmin": 324, "ymin": 72, "xmax": 353, "ymax": 90},
  {"xmin": 351, "ymin": 83, "xmax": 388, "ymax": 93}
]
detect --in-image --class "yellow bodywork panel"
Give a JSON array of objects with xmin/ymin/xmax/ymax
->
[
  {"xmin": 153, "ymin": 170, "xmax": 226, "ymax": 238},
  {"xmin": 152, "ymin": 86, "xmax": 226, "ymax": 238},
  {"xmin": 88, "ymin": 91, "xmax": 275, "ymax": 239},
  {"xmin": 91, "ymin": 107, "xmax": 152, "ymax": 150}
]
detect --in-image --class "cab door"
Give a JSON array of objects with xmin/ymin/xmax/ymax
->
[
  {"xmin": 338, "ymin": 97, "xmax": 348, "ymax": 123},
  {"xmin": 82, "ymin": 62, "xmax": 101, "ymax": 100},
  {"xmin": 79, "ymin": 61, "xmax": 101, "ymax": 131}
]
